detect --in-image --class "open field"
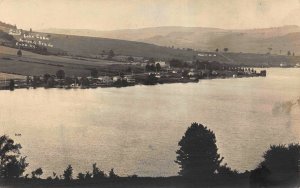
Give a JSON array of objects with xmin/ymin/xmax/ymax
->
[
  {"xmin": 23, "ymin": 31, "xmax": 300, "ymax": 66},
  {"xmin": 0, "ymin": 46, "xmax": 143, "ymax": 77},
  {"xmin": 0, "ymin": 72, "xmax": 26, "ymax": 81},
  {"xmin": 12, "ymin": 31, "xmax": 198, "ymax": 61}
]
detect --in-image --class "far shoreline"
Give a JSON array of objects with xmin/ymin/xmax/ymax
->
[{"xmin": 0, "ymin": 73, "xmax": 266, "ymax": 92}]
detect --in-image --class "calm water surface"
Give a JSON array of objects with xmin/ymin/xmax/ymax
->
[{"xmin": 0, "ymin": 68, "xmax": 299, "ymax": 177}]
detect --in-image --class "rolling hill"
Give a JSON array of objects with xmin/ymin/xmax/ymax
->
[
  {"xmin": 1, "ymin": 21, "xmax": 300, "ymax": 70},
  {"xmin": 42, "ymin": 25, "xmax": 300, "ymax": 55}
]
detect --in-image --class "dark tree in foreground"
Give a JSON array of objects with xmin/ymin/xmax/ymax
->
[
  {"xmin": 251, "ymin": 144, "xmax": 300, "ymax": 185},
  {"xmin": 63, "ymin": 165, "xmax": 73, "ymax": 181},
  {"xmin": 109, "ymin": 168, "xmax": 118, "ymax": 179},
  {"xmin": 250, "ymin": 165, "xmax": 270, "ymax": 187},
  {"xmin": 175, "ymin": 123, "xmax": 223, "ymax": 179},
  {"xmin": 77, "ymin": 172, "xmax": 85, "ymax": 180},
  {"xmin": 92, "ymin": 163, "xmax": 106, "ymax": 179},
  {"xmin": 32, "ymin": 167, "xmax": 43, "ymax": 179},
  {"xmin": 0, "ymin": 135, "xmax": 28, "ymax": 178}
]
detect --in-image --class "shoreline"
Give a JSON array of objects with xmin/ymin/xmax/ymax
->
[
  {"xmin": 0, "ymin": 72, "xmax": 266, "ymax": 91},
  {"xmin": 0, "ymin": 76, "xmax": 261, "ymax": 91}
]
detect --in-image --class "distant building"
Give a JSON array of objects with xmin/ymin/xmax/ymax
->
[
  {"xmin": 280, "ymin": 63, "xmax": 288, "ymax": 67},
  {"xmin": 155, "ymin": 61, "xmax": 168, "ymax": 67},
  {"xmin": 9, "ymin": 29, "xmax": 21, "ymax": 36},
  {"xmin": 113, "ymin": 76, "xmax": 122, "ymax": 82},
  {"xmin": 98, "ymin": 76, "xmax": 113, "ymax": 84},
  {"xmin": 125, "ymin": 75, "xmax": 136, "ymax": 84},
  {"xmin": 188, "ymin": 71, "xmax": 196, "ymax": 76}
]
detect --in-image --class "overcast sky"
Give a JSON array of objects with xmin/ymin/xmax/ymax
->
[{"xmin": 1, "ymin": 0, "xmax": 300, "ymax": 31}]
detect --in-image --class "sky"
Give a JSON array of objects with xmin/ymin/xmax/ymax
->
[{"xmin": 1, "ymin": 0, "xmax": 300, "ymax": 31}]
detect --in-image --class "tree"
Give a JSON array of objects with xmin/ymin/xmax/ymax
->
[
  {"xmin": 17, "ymin": 49, "xmax": 22, "ymax": 57},
  {"xmin": 150, "ymin": 64, "xmax": 156, "ymax": 71},
  {"xmin": 250, "ymin": 164, "xmax": 271, "ymax": 187},
  {"xmin": 215, "ymin": 48, "xmax": 219, "ymax": 52},
  {"xmin": 0, "ymin": 135, "xmax": 28, "ymax": 178},
  {"xmin": 46, "ymin": 77, "xmax": 55, "ymax": 88},
  {"xmin": 258, "ymin": 144, "xmax": 299, "ymax": 183},
  {"xmin": 175, "ymin": 123, "xmax": 223, "ymax": 179},
  {"xmin": 2, "ymin": 157, "xmax": 28, "ymax": 179},
  {"xmin": 32, "ymin": 167, "xmax": 43, "ymax": 179},
  {"xmin": 63, "ymin": 165, "xmax": 73, "ymax": 181},
  {"xmin": 64, "ymin": 77, "xmax": 73, "ymax": 86},
  {"xmin": 92, "ymin": 163, "xmax": 106, "ymax": 179},
  {"xmin": 77, "ymin": 172, "xmax": 85, "ymax": 180},
  {"xmin": 127, "ymin": 56, "xmax": 134, "ymax": 62},
  {"xmin": 217, "ymin": 163, "xmax": 238, "ymax": 177},
  {"xmin": 126, "ymin": 66, "xmax": 132, "ymax": 73},
  {"xmin": 43, "ymin": 74, "xmax": 51, "ymax": 84},
  {"xmin": 9, "ymin": 79, "xmax": 14, "ymax": 90},
  {"xmin": 85, "ymin": 171, "xmax": 92, "ymax": 180},
  {"xmin": 80, "ymin": 77, "xmax": 90, "ymax": 87},
  {"xmin": 155, "ymin": 63, "xmax": 161, "ymax": 72},
  {"xmin": 56, "ymin": 70, "xmax": 65, "ymax": 79},
  {"xmin": 223, "ymin": 48, "xmax": 229, "ymax": 53},
  {"xmin": 108, "ymin": 50, "xmax": 115, "ymax": 59},
  {"xmin": 144, "ymin": 73, "xmax": 158, "ymax": 85},
  {"xmin": 90, "ymin": 69, "xmax": 98, "ymax": 78},
  {"xmin": 169, "ymin": 59, "xmax": 183, "ymax": 68},
  {"xmin": 109, "ymin": 168, "xmax": 118, "ymax": 179},
  {"xmin": 148, "ymin": 58, "xmax": 155, "ymax": 64}
]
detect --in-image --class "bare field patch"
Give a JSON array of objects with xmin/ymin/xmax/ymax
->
[{"xmin": 0, "ymin": 72, "xmax": 26, "ymax": 81}]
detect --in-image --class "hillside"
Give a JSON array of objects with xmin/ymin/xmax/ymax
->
[
  {"xmin": 1, "ymin": 22, "xmax": 300, "ymax": 69},
  {"xmin": 0, "ymin": 46, "xmax": 138, "ymax": 77},
  {"xmin": 42, "ymin": 25, "xmax": 300, "ymax": 54},
  {"xmin": 45, "ymin": 33, "xmax": 197, "ymax": 60}
]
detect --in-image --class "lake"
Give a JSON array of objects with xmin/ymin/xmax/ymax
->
[{"xmin": 0, "ymin": 68, "xmax": 299, "ymax": 177}]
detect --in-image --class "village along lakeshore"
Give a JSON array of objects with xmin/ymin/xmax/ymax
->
[
  {"xmin": 0, "ymin": 49, "xmax": 267, "ymax": 91},
  {"xmin": 0, "ymin": 66, "xmax": 267, "ymax": 91}
]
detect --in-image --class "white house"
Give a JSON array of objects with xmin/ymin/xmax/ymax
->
[
  {"xmin": 98, "ymin": 76, "xmax": 113, "ymax": 84},
  {"xmin": 155, "ymin": 61, "xmax": 168, "ymax": 67}
]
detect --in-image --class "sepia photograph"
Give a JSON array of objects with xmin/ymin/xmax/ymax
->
[{"xmin": 0, "ymin": 0, "xmax": 299, "ymax": 187}]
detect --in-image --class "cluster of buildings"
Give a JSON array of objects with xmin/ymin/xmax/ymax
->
[{"xmin": 22, "ymin": 74, "xmax": 137, "ymax": 89}]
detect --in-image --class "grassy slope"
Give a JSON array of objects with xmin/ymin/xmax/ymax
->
[
  {"xmin": 28, "ymin": 32, "xmax": 198, "ymax": 61},
  {"xmin": 32, "ymin": 31, "xmax": 300, "ymax": 66},
  {"xmin": 42, "ymin": 25, "xmax": 300, "ymax": 54},
  {"xmin": 0, "ymin": 46, "xmax": 138, "ymax": 77},
  {"xmin": 203, "ymin": 52, "xmax": 300, "ymax": 66}
]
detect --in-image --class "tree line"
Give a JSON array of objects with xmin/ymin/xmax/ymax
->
[{"xmin": 0, "ymin": 123, "xmax": 299, "ymax": 187}]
